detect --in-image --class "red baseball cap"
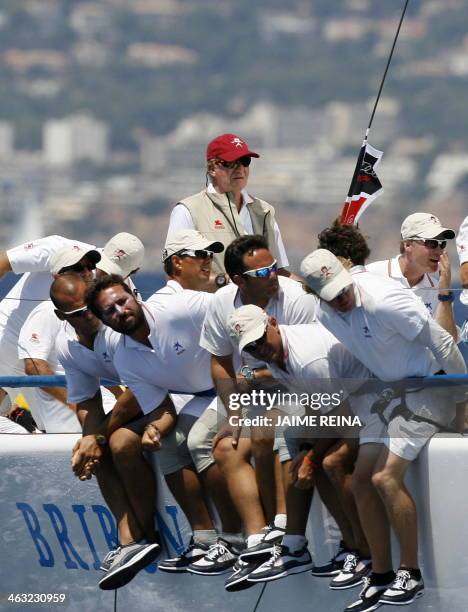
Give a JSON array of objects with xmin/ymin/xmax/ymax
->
[{"xmin": 206, "ymin": 133, "xmax": 260, "ymax": 162}]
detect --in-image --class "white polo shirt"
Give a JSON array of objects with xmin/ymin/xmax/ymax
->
[
  {"xmin": 200, "ymin": 276, "xmax": 317, "ymax": 365},
  {"xmin": 56, "ymin": 324, "xmax": 121, "ymax": 405},
  {"xmin": 0, "ymin": 236, "xmax": 95, "ymax": 430},
  {"xmin": 0, "ymin": 236, "xmax": 95, "ymax": 352},
  {"xmin": 457, "ymin": 215, "xmax": 468, "ymax": 305},
  {"xmin": 168, "ymin": 185, "xmax": 289, "ymax": 268},
  {"xmin": 18, "ymin": 301, "xmax": 62, "ymax": 370},
  {"xmin": 316, "ymin": 269, "xmax": 437, "ymax": 382},
  {"xmin": 366, "ymin": 256, "xmax": 439, "ymax": 317},
  {"xmin": 151, "ymin": 279, "xmax": 184, "ymax": 298},
  {"xmin": 267, "ymin": 324, "xmax": 371, "ymax": 415},
  {"xmin": 113, "ymin": 292, "xmax": 214, "ymax": 414}
]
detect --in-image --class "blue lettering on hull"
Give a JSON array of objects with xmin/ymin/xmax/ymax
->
[{"xmin": 16, "ymin": 502, "xmax": 184, "ymax": 572}]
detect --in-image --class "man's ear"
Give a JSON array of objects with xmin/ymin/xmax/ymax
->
[
  {"xmin": 54, "ymin": 309, "xmax": 65, "ymax": 321},
  {"xmin": 231, "ymin": 273, "xmax": 244, "ymax": 288},
  {"xmin": 172, "ymin": 255, "xmax": 183, "ymax": 276},
  {"xmin": 269, "ymin": 316, "xmax": 278, "ymax": 328}
]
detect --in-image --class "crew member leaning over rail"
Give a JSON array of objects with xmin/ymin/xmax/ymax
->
[{"xmin": 300, "ymin": 248, "xmax": 466, "ymax": 612}]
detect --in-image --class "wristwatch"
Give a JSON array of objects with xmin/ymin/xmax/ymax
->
[
  {"xmin": 95, "ymin": 434, "xmax": 107, "ymax": 446},
  {"xmin": 240, "ymin": 365, "xmax": 255, "ymax": 382},
  {"xmin": 438, "ymin": 291, "xmax": 454, "ymax": 302},
  {"xmin": 215, "ymin": 274, "xmax": 228, "ymax": 289}
]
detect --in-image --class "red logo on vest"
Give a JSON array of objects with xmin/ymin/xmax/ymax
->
[{"xmin": 214, "ymin": 219, "xmax": 225, "ymax": 229}]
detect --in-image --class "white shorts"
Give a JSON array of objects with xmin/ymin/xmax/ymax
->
[{"xmin": 385, "ymin": 414, "xmax": 438, "ymax": 461}]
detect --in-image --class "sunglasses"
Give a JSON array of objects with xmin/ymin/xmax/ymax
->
[
  {"xmin": 332, "ymin": 286, "xmax": 350, "ymax": 301},
  {"xmin": 243, "ymin": 260, "xmax": 278, "ymax": 279},
  {"xmin": 413, "ymin": 239, "xmax": 447, "ymax": 250},
  {"xmin": 58, "ymin": 304, "xmax": 89, "ymax": 319},
  {"xmin": 178, "ymin": 249, "xmax": 214, "ymax": 259},
  {"xmin": 217, "ymin": 156, "xmax": 252, "ymax": 170},
  {"xmin": 244, "ymin": 332, "xmax": 267, "ymax": 354}
]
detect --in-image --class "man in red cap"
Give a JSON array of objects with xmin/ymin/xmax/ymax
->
[{"xmin": 166, "ymin": 133, "xmax": 291, "ymax": 276}]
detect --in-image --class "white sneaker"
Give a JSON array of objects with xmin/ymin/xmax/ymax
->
[
  {"xmin": 247, "ymin": 544, "xmax": 313, "ymax": 583},
  {"xmin": 379, "ymin": 569, "xmax": 424, "ymax": 605}
]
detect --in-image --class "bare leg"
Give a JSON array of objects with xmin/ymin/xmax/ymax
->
[
  {"xmin": 322, "ymin": 439, "xmax": 369, "ymax": 555},
  {"xmin": 314, "ymin": 466, "xmax": 355, "ymax": 548},
  {"xmin": 281, "ymin": 460, "xmax": 313, "ymax": 535},
  {"xmin": 250, "ymin": 426, "xmax": 276, "ymax": 524},
  {"xmin": 199, "ymin": 463, "xmax": 242, "ymax": 533},
  {"xmin": 352, "ymin": 443, "xmax": 392, "ymax": 573},
  {"xmin": 214, "ymin": 437, "xmax": 265, "ymax": 536},
  {"xmin": 80, "ymin": 406, "xmax": 142, "ymax": 545},
  {"xmin": 109, "ymin": 428, "xmax": 159, "ymax": 542},
  {"xmin": 274, "ymin": 452, "xmax": 287, "ymax": 517},
  {"xmin": 165, "ymin": 466, "xmax": 214, "ymax": 531},
  {"xmin": 372, "ymin": 448, "xmax": 418, "ymax": 568}
]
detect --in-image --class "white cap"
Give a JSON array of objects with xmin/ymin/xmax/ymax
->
[
  {"xmin": 401, "ymin": 213, "xmax": 455, "ymax": 241},
  {"xmin": 50, "ymin": 244, "xmax": 101, "ymax": 275},
  {"xmin": 228, "ymin": 304, "xmax": 268, "ymax": 353},
  {"xmin": 162, "ymin": 229, "xmax": 224, "ymax": 262},
  {"xmin": 300, "ymin": 249, "xmax": 353, "ymax": 301},
  {"xmin": 97, "ymin": 233, "xmax": 145, "ymax": 278}
]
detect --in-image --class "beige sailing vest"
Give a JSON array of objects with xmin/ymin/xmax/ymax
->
[{"xmin": 178, "ymin": 189, "xmax": 280, "ymax": 274}]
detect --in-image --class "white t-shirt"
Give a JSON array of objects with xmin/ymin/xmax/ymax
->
[
  {"xmin": 457, "ymin": 215, "xmax": 468, "ymax": 305},
  {"xmin": 269, "ymin": 324, "xmax": 370, "ymax": 403},
  {"xmin": 56, "ymin": 324, "xmax": 121, "ymax": 405},
  {"xmin": 200, "ymin": 276, "xmax": 317, "ymax": 367},
  {"xmin": 366, "ymin": 256, "xmax": 439, "ymax": 318},
  {"xmin": 114, "ymin": 292, "xmax": 214, "ymax": 414},
  {"xmin": 168, "ymin": 185, "xmax": 289, "ymax": 268},
  {"xmin": 18, "ymin": 301, "xmax": 63, "ymax": 371},
  {"xmin": 316, "ymin": 269, "xmax": 437, "ymax": 382}
]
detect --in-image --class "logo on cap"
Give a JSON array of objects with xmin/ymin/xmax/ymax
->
[
  {"xmin": 113, "ymin": 249, "xmax": 127, "ymax": 260},
  {"xmin": 232, "ymin": 323, "xmax": 243, "ymax": 337},
  {"xmin": 429, "ymin": 215, "xmax": 439, "ymax": 224},
  {"xmin": 320, "ymin": 266, "xmax": 332, "ymax": 278},
  {"xmin": 232, "ymin": 137, "xmax": 244, "ymax": 148}
]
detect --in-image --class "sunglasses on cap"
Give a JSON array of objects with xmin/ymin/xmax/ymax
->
[
  {"xmin": 178, "ymin": 249, "xmax": 214, "ymax": 259},
  {"xmin": 412, "ymin": 239, "xmax": 447, "ymax": 250},
  {"xmin": 244, "ymin": 332, "xmax": 267, "ymax": 354},
  {"xmin": 58, "ymin": 304, "xmax": 89, "ymax": 319},
  {"xmin": 243, "ymin": 260, "xmax": 278, "ymax": 279},
  {"xmin": 217, "ymin": 156, "xmax": 252, "ymax": 170}
]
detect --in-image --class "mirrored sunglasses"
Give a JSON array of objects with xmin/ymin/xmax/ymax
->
[
  {"xmin": 217, "ymin": 156, "xmax": 252, "ymax": 170},
  {"xmin": 243, "ymin": 260, "xmax": 278, "ymax": 279},
  {"xmin": 178, "ymin": 249, "xmax": 214, "ymax": 259},
  {"xmin": 418, "ymin": 239, "xmax": 447, "ymax": 250}
]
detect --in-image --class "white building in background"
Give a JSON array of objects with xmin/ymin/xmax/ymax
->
[
  {"xmin": 0, "ymin": 121, "xmax": 14, "ymax": 158},
  {"xmin": 43, "ymin": 113, "xmax": 109, "ymax": 166}
]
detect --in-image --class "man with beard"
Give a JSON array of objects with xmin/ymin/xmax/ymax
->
[
  {"xmin": 87, "ymin": 274, "xmax": 244, "ymax": 577},
  {"xmin": 51, "ymin": 274, "xmax": 165, "ymax": 590}
]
